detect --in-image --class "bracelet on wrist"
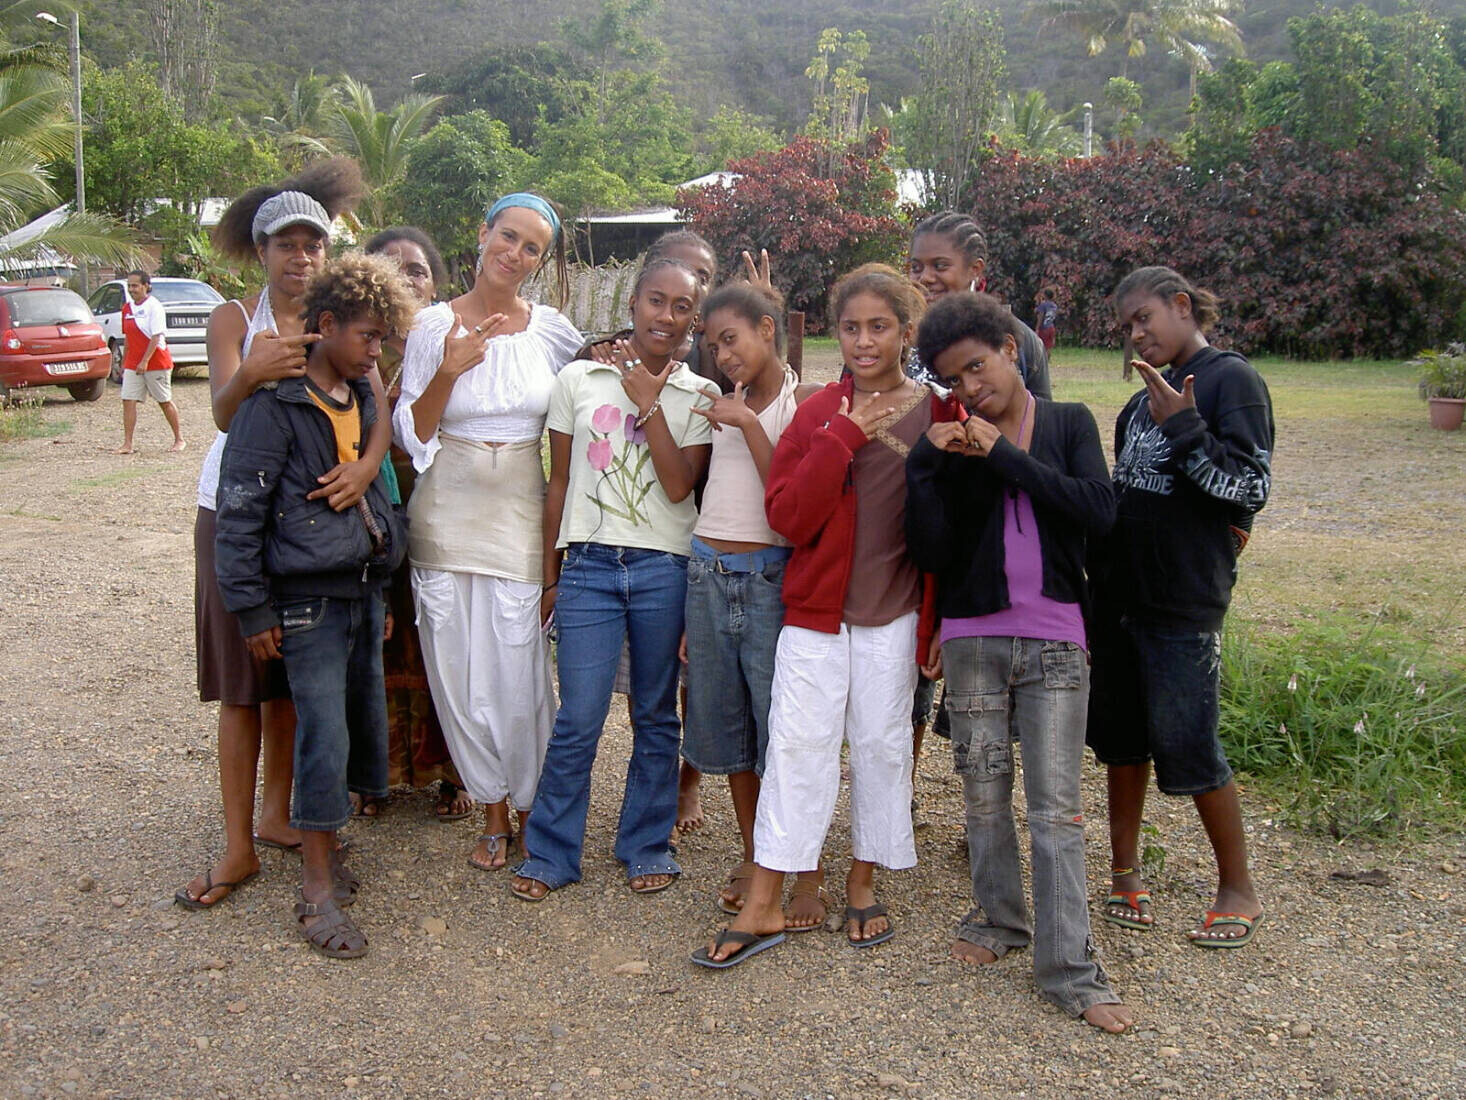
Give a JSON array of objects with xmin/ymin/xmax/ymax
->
[
  {"xmin": 542, "ymin": 581, "xmax": 558, "ymax": 593},
  {"xmin": 634, "ymin": 399, "xmax": 663, "ymax": 430}
]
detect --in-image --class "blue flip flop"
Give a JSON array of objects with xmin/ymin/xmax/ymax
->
[
  {"xmin": 691, "ymin": 929, "xmax": 786, "ymax": 969},
  {"xmin": 846, "ymin": 903, "xmax": 895, "ymax": 948}
]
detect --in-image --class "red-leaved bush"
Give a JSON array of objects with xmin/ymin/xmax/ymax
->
[
  {"xmin": 676, "ymin": 131, "xmax": 907, "ymax": 332},
  {"xmin": 965, "ymin": 131, "xmax": 1466, "ymax": 358}
]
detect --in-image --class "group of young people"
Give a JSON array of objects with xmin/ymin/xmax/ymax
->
[{"xmin": 174, "ymin": 159, "xmax": 1274, "ymax": 1034}]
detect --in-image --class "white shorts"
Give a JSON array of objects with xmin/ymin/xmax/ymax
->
[{"xmin": 121, "ymin": 369, "xmax": 172, "ymax": 403}]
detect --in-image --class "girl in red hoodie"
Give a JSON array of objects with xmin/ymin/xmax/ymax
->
[{"xmin": 695, "ymin": 264, "xmax": 945, "ymax": 967}]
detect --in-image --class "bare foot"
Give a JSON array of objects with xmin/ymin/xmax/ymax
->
[
  {"xmin": 254, "ymin": 823, "xmax": 306, "ymax": 850},
  {"xmin": 114, "ymin": 445, "xmax": 133, "ymax": 455},
  {"xmin": 178, "ymin": 852, "xmax": 260, "ymax": 907},
  {"xmin": 676, "ymin": 765, "xmax": 703, "ymax": 835},
  {"xmin": 434, "ymin": 782, "xmax": 472, "ymax": 819},
  {"xmin": 950, "ymin": 939, "xmax": 999, "ymax": 965},
  {"xmin": 170, "ymin": 439, "xmax": 187, "ymax": 453},
  {"xmin": 719, "ymin": 861, "xmax": 755, "ymax": 912},
  {"xmin": 783, "ymin": 878, "xmax": 829, "ymax": 931},
  {"xmin": 1082, "ymin": 1002, "xmax": 1135, "ymax": 1033}
]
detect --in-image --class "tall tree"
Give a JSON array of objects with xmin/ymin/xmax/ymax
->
[
  {"xmin": 904, "ymin": 1, "xmax": 1006, "ymax": 208},
  {"xmin": 1033, "ymin": 0, "xmax": 1243, "ymax": 81},
  {"xmin": 328, "ymin": 77, "xmax": 443, "ymax": 227},
  {"xmin": 803, "ymin": 27, "xmax": 871, "ymax": 154},
  {"xmin": 144, "ymin": 0, "xmax": 220, "ymax": 121},
  {"xmin": 559, "ymin": 0, "xmax": 664, "ymax": 123}
]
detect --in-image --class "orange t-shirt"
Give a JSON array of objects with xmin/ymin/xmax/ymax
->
[{"xmin": 305, "ymin": 382, "xmax": 361, "ymax": 467}]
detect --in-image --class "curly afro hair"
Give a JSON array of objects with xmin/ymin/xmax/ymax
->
[
  {"xmin": 915, "ymin": 292, "xmax": 1019, "ymax": 370},
  {"xmin": 301, "ymin": 251, "xmax": 418, "ymax": 339},
  {"xmin": 213, "ymin": 157, "xmax": 365, "ymax": 262}
]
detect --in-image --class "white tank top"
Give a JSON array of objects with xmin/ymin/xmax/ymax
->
[
  {"xmin": 694, "ymin": 367, "xmax": 799, "ymax": 546},
  {"xmin": 196, "ymin": 294, "xmax": 276, "ymax": 510}
]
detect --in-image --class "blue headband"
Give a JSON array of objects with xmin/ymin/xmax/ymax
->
[{"xmin": 486, "ymin": 193, "xmax": 561, "ymax": 237}]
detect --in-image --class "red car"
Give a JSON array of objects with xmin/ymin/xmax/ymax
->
[{"xmin": 0, "ymin": 285, "xmax": 110, "ymax": 402}]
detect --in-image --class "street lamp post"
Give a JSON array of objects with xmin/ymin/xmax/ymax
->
[{"xmin": 37, "ymin": 11, "xmax": 87, "ymax": 295}]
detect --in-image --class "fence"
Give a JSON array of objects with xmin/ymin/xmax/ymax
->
[{"xmin": 524, "ymin": 260, "xmax": 639, "ymax": 336}]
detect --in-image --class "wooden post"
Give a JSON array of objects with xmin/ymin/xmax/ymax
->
[{"xmin": 787, "ymin": 310, "xmax": 805, "ymax": 379}]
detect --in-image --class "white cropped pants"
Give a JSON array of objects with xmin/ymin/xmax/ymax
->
[{"xmin": 753, "ymin": 612, "xmax": 919, "ymax": 872}]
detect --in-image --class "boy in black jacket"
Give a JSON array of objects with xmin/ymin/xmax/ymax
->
[
  {"xmin": 215, "ymin": 253, "xmax": 414, "ymax": 958},
  {"xmin": 1088, "ymin": 266, "xmax": 1274, "ymax": 950},
  {"xmin": 906, "ymin": 293, "xmax": 1131, "ymax": 1033}
]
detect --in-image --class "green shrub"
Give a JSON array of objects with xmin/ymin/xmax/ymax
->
[{"xmin": 1221, "ymin": 618, "xmax": 1466, "ymax": 837}]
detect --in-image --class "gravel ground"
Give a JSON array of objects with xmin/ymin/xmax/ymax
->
[{"xmin": 1, "ymin": 366, "xmax": 1464, "ymax": 1100}]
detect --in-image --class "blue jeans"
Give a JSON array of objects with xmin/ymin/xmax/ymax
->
[
  {"xmin": 680, "ymin": 537, "xmax": 789, "ymax": 776},
  {"xmin": 944, "ymin": 635, "xmax": 1115, "ymax": 1018},
  {"xmin": 518, "ymin": 544, "xmax": 687, "ymax": 888},
  {"xmin": 277, "ymin": 595, "xmax": 388, "ymax": 832}
]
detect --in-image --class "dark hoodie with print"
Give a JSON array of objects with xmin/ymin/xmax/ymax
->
[{"xmin": 1091, "ymin": 345, "xmax": 1274, "ymax": 632}]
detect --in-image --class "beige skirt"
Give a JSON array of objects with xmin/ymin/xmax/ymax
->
[{"xmin": 407, "ymin": 434, "xmax": 545, "ymax": 583}]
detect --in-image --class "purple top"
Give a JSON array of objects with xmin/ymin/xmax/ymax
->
[{"xmin": 940, "ymin": 486, "xmax": 1088, "ymax": 649}]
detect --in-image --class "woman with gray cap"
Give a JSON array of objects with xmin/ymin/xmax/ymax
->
[
  {"xmin": 394, "ymin": 192, "xmax": 580, "ymax": 873},
  {"xmin": 177, "ymin": 159, "xmax": 378, "ymax": 910}
]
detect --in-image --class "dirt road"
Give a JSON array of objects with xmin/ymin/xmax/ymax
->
[{"xmin": 0, "ymin": 371, "xmax": 1462, "ymax": 1099}]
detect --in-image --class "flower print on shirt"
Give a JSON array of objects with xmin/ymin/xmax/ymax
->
[{"xmin": 585, "ymin": 403, "xmax": 653, "ymax": 524}]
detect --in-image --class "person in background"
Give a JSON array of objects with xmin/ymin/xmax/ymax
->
[
  {"xmin": 115, "ymin": 269, "xmax": 185, "ymax": 454},
  {"xmin": 354, "ymin": 226, "xmax": 470, "ymax": 821},
  {"xmin": 1035, "ymin": 288, "xmax": 1059, "ymax": 352},
  {"xmin": 905, "ymin": 211, "xmax": 1051, "ymax": 400}
]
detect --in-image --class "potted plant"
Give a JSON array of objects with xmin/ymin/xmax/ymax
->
[{"xmin": 1416, "ymin": 344, "xmax": 1466, "ymax": 430}]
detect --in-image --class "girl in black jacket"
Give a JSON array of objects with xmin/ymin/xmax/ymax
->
[{"xmin": 905, "ymin": 292, "xmax": 1131, "ymax": 1033}]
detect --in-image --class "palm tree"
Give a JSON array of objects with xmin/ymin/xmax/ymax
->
[
  {"xmin": 1032, "ymin": 0, "xmax": 1243, "ymax": 81},
  {"xmin": 0, "ymin": 58, "xmax": 137, "ymax": 274},
  {"xmin": 327, "ymin": 77, "xmax": 443, "ymax": 226},
  {"xmin": 996, "ymin": 90, "xmax": 1084, "ymax": 157},
  {"xmin": 260, "ymin": 72, "xmax": 338, "ymax": 164}
]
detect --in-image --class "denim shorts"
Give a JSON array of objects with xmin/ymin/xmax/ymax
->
[
  {"xmin": 1085, "ymin": 615, "xmax": 1233, "ymax": 796},
  {"xmin": 276, "ymin": 594, "xmax": 389, "ymax": 831},
  {"xmin": 681, "ymin": 538, "xmax": 789, "ymax": 775}
]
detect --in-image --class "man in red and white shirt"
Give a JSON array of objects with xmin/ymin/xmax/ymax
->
[{"xmin": 117, "ymin": 269, "xmax": 185, "ymax": 453}]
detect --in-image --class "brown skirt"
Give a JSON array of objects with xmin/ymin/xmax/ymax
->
[{"xmin": 194, "ymin": 506, "xmax": 290, "ymax": 706}]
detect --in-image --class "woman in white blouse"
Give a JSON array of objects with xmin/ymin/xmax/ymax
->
[{"xmin": 393, "ymin": 193, "xmax": 582, "ymax": 870}]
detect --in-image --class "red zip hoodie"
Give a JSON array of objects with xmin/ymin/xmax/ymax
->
[{"xmin": 764, "ymin": 375, "xmax": 955, "ymax": 664}]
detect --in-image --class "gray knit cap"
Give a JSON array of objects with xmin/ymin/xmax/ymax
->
[{"xmin": 251, "ymin": 190, "xmax": 332, "ymax": 244}]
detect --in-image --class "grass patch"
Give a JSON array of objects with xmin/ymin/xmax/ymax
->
[
  {"xmin": 1221, "ymin": 617, "xmax": 1466, "ymax": 837},
  {"xmin": 0, "ymin": 392, "xmax": 71, "ymax": 443}
]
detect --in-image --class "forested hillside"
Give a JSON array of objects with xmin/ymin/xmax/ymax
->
[{"xmin": 76, "ymin": 0, "xmax": 1466, "ymax": 140}]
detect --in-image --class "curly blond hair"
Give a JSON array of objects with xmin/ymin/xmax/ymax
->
[{"xmin": 302, "ymin": 251, "xmax": 417, "ymax": 338}]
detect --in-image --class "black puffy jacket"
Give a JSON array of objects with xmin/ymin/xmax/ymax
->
[{"xmin": 214, "ymin": 374, "xmax": 405, "ymax": 637}]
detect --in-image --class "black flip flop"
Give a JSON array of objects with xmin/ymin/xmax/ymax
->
[
  {"xmin": 174, "ymin": 869, "xmax": 258, "ymax": 911},
  {"xmin": 845, "ymin": 902, "xmax": 895, "ymax": 948},
  {"xmin": 691, "ymin": 929, "xmax": 786, "ymax": 969}
]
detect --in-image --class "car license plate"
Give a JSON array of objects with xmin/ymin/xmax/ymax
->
[
  {"xmin": 170, "ymin": 314, "xmax": 209, "ymax": 327},
  {"xmin": 46, "ymin": 361, "xmax": 90, "ymax": 375}
]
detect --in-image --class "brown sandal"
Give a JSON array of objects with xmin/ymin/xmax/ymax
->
[
  {"xmin": 784, "ymin": 880, "xmax": 832, "ymax": 933},
  {"xmin": 294, "ymin": 894, "xmax": 367, "ymax": 959},
  {"xmin": 718, "ymin": 860, "xmax": 758, "ymax": 915}
]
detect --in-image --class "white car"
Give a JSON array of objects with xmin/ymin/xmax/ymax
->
[{"xmin": 89, "ymin": 276, "xmax": 224, "ymax": 379}]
